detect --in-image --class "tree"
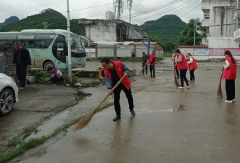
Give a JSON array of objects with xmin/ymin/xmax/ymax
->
[{"xmin": 178, "ymin": 18, "xmax": 202, "ymax": 46}]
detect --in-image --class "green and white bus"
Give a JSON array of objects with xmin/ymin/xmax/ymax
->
[{"xmin": 0, "ymin": 29, "xmax": 87, "ymax": 69}]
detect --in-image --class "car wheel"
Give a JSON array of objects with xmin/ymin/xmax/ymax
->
[
  {"xmin": 44, "ymin": 61, "xmax": 55, "ymax": 70},
  {"xmin": 0, "ymin": 88, "xmax": 14, "ymax": 116}
]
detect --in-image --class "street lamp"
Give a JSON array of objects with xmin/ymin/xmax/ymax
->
[{"xmin": 67, "ymin": 0, "xmax": 72, "ymax": 83}]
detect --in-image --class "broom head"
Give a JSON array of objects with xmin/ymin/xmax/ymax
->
[
  {"xmin": 74, "ymin": 111, "xmax": 95, "ymax": 131},
  {"xmin": 217, "ymin": 83, "xmax": 223, "ymax": 98}
]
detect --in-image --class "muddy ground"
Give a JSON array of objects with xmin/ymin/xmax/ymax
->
[{"xmin": 6, "ymin": 59, "xmax": 240, "ymax": 163}]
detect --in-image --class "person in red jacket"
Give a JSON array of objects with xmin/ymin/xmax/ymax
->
[
  {"xmin": 186, "ymin": 53, "xmax": 198, "ymax": 82},
  {"xmin": 222, "ymin": 50, "xmax": 237, "ymax": 104},
  {"xmin": 101, "ymin": 57, "xmax": 135, "ymax": 121},
  {"xmin": 174, "ymin": 49, "xmax": 190, "ymax": 89},
  {"xmin": 148, "ymin": 51, "xmax": 156, "ymax": 78}
]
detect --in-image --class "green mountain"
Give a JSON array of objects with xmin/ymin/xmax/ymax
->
[
  {"xmin": 0, "ymin": 9, "xmax": 85, "ymax": 35},
  {"xmin": 0, "ymin": 16, "xmax": 19, "ymax": 27},
  {"xmin": 141, "ymin": 15, "xmax": 186, "ymax": 42}
]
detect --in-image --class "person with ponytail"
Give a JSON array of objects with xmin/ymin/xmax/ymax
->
[
  {"xmin": 174, "ymin": 49, "xmax": 190, "ymax": 89},
  {"xmin": 222, "ymin": 50, "xmax": 237, "ymax": 103},
  {"xmin": 186, "ymin": 53, "xmax": 198, "ymax": 82}
]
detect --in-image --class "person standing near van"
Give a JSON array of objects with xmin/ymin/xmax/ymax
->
[{"xmin": 13, "ymin": 42, "xmax": 31, "ymax": 90}]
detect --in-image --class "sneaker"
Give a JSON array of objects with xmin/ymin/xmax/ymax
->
[
  {"xmin": 232, "ymin": 99, "xmax": 235, "ymax": 102},
  {"xmin": 187, "ymin": 86, "xmax": 190, "ymax": 89},
  {"xmin": 130, "ymin": 110, "xmax": 136, "ymax": 117},
  {"xmin": 225, "ymin": 100, "xmax": 233, "ymax": 104},
  {"xmin": 19, "ymin": 86, "xmax": 24, "ymax": 90},
  {"xmin": 178, "ymin": 87, "xmax": 184, "ymax": 89},
  {"xmin": 113, "ymin": 116, "xmax": 121, "ymax": 121}
]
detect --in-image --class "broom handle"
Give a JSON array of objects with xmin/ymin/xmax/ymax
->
[
  {"xmin": 140, "ymin": 62, "xmax": 148, "ymax": 73},
  {"xmin": 93, "ymin": 75, "xmax": 127, "ymax": 113},
  {"xmin": 219, "ymin": 67, "xmax": 224, "ymax": 83}
]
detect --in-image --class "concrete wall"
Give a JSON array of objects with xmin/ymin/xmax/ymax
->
[
  {"xmin": 85, "ymin": 21, "xmax": 117, "ymax": 42},
  {"xmin": 208, "ymin": 37, "xmax": 239, "ymax": 48},
  {"xmin": 201, "ymin": 0, "xmax": 238, "ymax": 50}
]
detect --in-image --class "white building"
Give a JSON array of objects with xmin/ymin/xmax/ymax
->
[{"xmin": 202, "ymin": 0, "xmax": 240, "ymax": 58}]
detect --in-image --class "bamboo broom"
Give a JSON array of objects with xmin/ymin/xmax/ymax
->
[
  {"xmin": 74, "ymin": 75, "xmax": 127, "ymax": 131},
  {"xmin": 139, "ymin": 62, "xmax": 148, "ymax": 74},
  {"xmin": 217, "ymin": 67, "xmax": 224, "ymax": 98},
  {"xmin": 173, "ymin": 61, "xmax": 180, "ymax": 87}
]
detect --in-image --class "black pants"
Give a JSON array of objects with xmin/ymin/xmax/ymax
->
[
  {"xmin": 142, "ymin": 62, "xmax": 148, "ymax": 74},
  {"xmin": 180, "ymin": 69, "xmax": 189, "ymax": 87},
  {"xmin": 175, "ymin": 65, "xmax": 179, "ymax": 78},
  {"xmin": 16, "ymin": 65, "xmax": 27, "ymax": 87},
  {"xmin": 226, "ymin": 79, "xmax": 235, "ymax": 101},
  {"xmin": 113, "ymin": 85, "xmax": 134, "ymax": 117},
  {"xmin": 51, "ymin": 76, "xmax": 64, "ymax": 84},
  {"xmin": 190, "ymin": 69, "xmax": 195, "ymax": 81},
  {"xmin": 150, "ymin": 65, "xmax": 155, "ymax": 77}
]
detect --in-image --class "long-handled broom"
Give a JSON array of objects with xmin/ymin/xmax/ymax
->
[
  {"xmin": 217, "ymin": 67, "xmax": 224, "ymax": 98},
  {"xmin": 74, "ymin": 75, "xmax": 127, "ymax": 131},
  {"xmin": 139, "ymin": 63, "xmax": 148, "ymax": 74},
  {"xmin": 173, "ymin": 61, "xmax": 180, "ymax": 87}
]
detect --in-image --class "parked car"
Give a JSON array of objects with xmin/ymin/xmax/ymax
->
[{"xmin": 0, "ymin": 73, "xmax": 19, "ymax": 115}]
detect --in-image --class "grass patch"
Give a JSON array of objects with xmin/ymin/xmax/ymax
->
[
  {"xmin": 163, "ymin": 52, "xmax": 173, "ymax": 57},
  {"xmin": 0, "ymin": 102, "xmax": 114, "ymax": 163},
  {"xmin": 7, "ymin": 139, "xmax": 21, "ymax": 147}
]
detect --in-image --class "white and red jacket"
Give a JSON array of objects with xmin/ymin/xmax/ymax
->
[
  {"xmin": 222, "ymin": 56, "xmax": 237, "ymax": 80},
  {"xmin": 187, "ymin": 56, "xmax": 198, "ymax": 71},
  {"xmin": 175, "ymin": 53, "xmax": 188, "ymax": 70}
]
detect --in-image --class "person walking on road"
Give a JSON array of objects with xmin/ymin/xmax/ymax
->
[
  {"xmin": 222, "ymin": 50, "xmax": 237, "ymax": 104},
  {"xmin": 101, "ymin": 57, "xmax": 135, "ymax": 121},
  {"xmin": 174, "ymin": 49, "xmax": 190, "ymax": 89},
  {"xmin": 142, "ymin": 52, "xmax": 148, "ymax": 75},
  {"xmin": 172, "ymin": 53, "xmax": 179, "ymax": 79},
  {"xmin": 13, "ymin": 41, "xmax": 31, "ymax": 90},
  {"xmin": 149, "ymin": 51, "xmax": 156, "ymax": 78},
  {"xmin": 186, "ymin": 53, "xmax": 197, "ymax": 82}
]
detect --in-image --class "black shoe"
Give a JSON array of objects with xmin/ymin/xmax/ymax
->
[
  {"xmin": 113, "ymin": 116, "xmax": 121, "ymax": 121},
  {"xmin": 130, "ymin": 110, "xmax": 136, "ymax": 116}
]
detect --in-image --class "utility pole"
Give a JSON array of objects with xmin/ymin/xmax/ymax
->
[
  {"xmin": 194, "ymin": 28, "xmax": 196, "ymax": 46},
  {"xmin": 42, "ymin": 22, "xmax": 51, "ymax": 29},
  {"xmin": 66, "ymin": 0, "xmax": 72, "ymax": 83},
  {"xmin": 127, "ymin": 0, "xmax": 133, "ymax": 24},
  {"xmin": 114, "ymin": 0, "xmax": 123, "ymax": 20}
]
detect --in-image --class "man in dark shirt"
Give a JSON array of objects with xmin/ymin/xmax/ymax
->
[
  {"xmin": 13, "ymin": 42, "xmax": 31, "ymax": 89},
  {"xmin": 101, "ymin": 58, "xmax": 135, "ymax": 121}
]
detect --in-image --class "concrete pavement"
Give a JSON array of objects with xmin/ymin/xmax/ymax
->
[{"xmin": 9, "ymin": 62, "xmax": 240, "ymax": 163}]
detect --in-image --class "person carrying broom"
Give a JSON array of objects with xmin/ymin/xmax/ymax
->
[
  {"xmin": 101, "ymin": 57, "xmax": 136, "ymax": 121},
  {"xmin": 222, "ymin": 50, "xmax": 237, "ymax": 104},
  {"xmin": 174, "ymin": 49, "xmax": 190, "ymax": 89}
]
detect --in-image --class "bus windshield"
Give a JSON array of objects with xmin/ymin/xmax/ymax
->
[{"xmin": 71, "ymin": 35, "xmax": 84, "ymax": 53}]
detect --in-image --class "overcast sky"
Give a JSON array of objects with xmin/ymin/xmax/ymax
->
[{"xmin": 0, "ymin": 0, "xmax": 203, "ymax": 25}]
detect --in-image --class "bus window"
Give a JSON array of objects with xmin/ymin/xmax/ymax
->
[
  {"xmin": 24, "ymin": 40, "xmax": 35, "ymax": 48},
  {"xmin": 36, "ymin": 40, "xmax": 46, "ymax": 48},
  {"xmin": 0, "ymin": 41, "xmax": 6, "ymax": 46}
]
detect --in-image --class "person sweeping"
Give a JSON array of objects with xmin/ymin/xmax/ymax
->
[
  {"xmin": 174, "ymin": 49, "xmax": 190, "ymax": 89},
  {"xmin": 101, "ymin": 57, "xmax": 135, "ymax": 121},
  {"xmin": 186, "ymin": 53, "xmax": 197, "ymax": 82},
  {"xmin": 222, "ymin": 50, "xmax": 237, "ymax": 104}
]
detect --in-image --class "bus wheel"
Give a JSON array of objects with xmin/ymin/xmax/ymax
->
[{"xmin": 44, "ymin": 61, "xmax": 55, "ymax": 70}]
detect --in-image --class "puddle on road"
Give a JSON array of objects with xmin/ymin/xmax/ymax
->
[{"xmin": 158, "ymin": 105, "xmax": 186, "ymax": 113}]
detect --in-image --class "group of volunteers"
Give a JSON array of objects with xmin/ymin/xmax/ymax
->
[
  {"xmin": 171, "ymin": 49, "xmax": 198, "ymax": 89},
  {"xmin": 171, "ymin": 49, "xmax": 237, "ymax": 104}
]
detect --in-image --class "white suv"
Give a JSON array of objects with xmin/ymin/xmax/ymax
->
[{"xmin": 0, "ymin": 73, "xmax": 19, "ymax": 115}]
